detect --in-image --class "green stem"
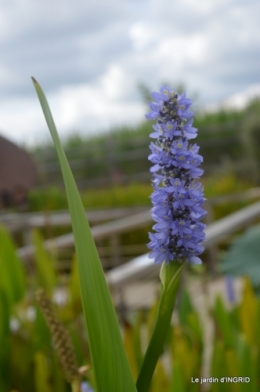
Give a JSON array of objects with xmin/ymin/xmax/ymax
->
[
  {"xmin": 136, "ymin": 261, "xmax": 185, "ymax": 392},
  {"xmin": 72, "ymin": 379, "xmax": 81, "ymax": 392}
]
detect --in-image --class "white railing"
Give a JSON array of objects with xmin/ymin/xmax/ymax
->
[
  {"xmin": 106, "ymin": 200, "xmax": 260, "ymax": 289},
  {"xmin": 12, "ymin": 199, "xmax": 260, "ymax": 282},
  {"xmin": 16, "ymin": 209, "xmax": 151, "ymax": 261},
  {"xmin": 1, "ymin": 190, "xmax": 260, "ymax": 279},
  {"xmin": 2, "ymin": 188, "xmax": 260, "ymax": 233},
  {"xmin": 0, "ymin": 207, "xmax": 148, "ymax": 231}
]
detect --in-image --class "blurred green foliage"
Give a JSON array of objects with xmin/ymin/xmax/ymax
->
[
  {"xmin": 25, "ymin": 170, "xmax": 257, "ymax": 269},
  {"xmin": 28, "ymin": 171, "xmax": 251, "ymax": 213},
  {"xmin": 126, "ymin": 277, "xmax": 260, "ymax": 392},
  {"xmin": 29, "ymin": 98, "xmax": 260, "ymax": 191},
  {"xmin": 1, "ymin": 225, "xmax": 260, "ymax": 391},
  {"xmin": 27, "ymin": 183, "xmax": 152, "ymax": 212},
  {"xmin": 203, "ymin": 172, "xmax": 251, "ymax": 221},
  {"xmin": 25, "ymin": 171, "xmax": 253, "ymax": 256},
  {"xmin": 24, "ymin": 100, "xmax": 260, "ymax": 256},
  {"xmin": 240, "ymin": 99, "xmax": 260, "ymax": 184},
  {"xmin": 0, "ymin": 226, "xmax": 90, "ymax": 392},
  {"xmin": 220, "ymin": 224, "xmax": 260, "ymax": 293},
  {"xmin": 3, "ymin": 97, "xmax": 260, "ymax": 390}
]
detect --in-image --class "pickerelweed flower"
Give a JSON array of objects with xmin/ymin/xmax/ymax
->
[{"xmin": 147, "ymin": 85, "xmax": 206, "ymax": 265}]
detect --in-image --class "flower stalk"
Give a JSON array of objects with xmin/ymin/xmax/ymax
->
[
  {"xmin": 136, "ymin": 261, "xmax": 185, "ymax": 392},
  {"xmin": 136, "ymin": 86, "xmax": 206, "ymax": 391}
]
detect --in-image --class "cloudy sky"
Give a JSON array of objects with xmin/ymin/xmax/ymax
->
[{"xmin": 0, "ymin": 0, "xmax": 259, "ymax": 146}]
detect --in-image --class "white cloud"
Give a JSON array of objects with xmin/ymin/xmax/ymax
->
[
  {"xmin": 0, "ymin": 0, "xmax": 259, "ymax": 146},
  {"xmin": 221, "ymin": 84, "xmax": 260, "ymax": 110},
  {"xmin": 129, "ymin": 23, "xmax": 159, "ymax": 51}
]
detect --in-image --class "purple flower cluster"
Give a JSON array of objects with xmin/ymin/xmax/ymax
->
[{"xmin": 147, "ymin": 86, "xmax": 206, "ymax": 265}]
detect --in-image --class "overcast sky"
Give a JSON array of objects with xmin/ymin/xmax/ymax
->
[{"xmin": 0, "ymin": 0, "xmax": 259, "ymax": 146}]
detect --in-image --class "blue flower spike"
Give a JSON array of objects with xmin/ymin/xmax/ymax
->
[
  {"xmin": 136, "ymin": 86, "xmax": 206, "ymax": 392},
  {"xmin": 147, "ymin": 85, "xmax": 206, "ymax": 265}
]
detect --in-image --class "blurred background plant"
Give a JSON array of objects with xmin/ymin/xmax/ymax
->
[
  {"xmin": 1, "ymin": 226, "xmax": 260, "ymax": 391},
  {"xmin": 27, "ymin": 97, "xmax": 259, "ymax": 198},
  {"xmin": 1, "ymin": 95, "xmax": 260, "ymax": 391}
]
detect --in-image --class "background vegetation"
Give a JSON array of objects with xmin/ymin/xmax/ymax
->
[
  {"xmin": 28, "ymin": 98, "xmax": 260, "ymax": 195},
  {"xmin": 1, "ymin": 97, "xmax": 260, "ymax": 391},
  {"xmin": 1, "ymin": 227, "xmax": 259, "ymax": 391}
]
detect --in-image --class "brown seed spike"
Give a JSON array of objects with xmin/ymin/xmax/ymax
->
[{"xmin": 35, "ymin": 288, "xmax": 79, "ymax": 383}]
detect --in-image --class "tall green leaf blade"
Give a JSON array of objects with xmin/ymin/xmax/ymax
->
[
  {"xmin": 170, "ymin": 361, "xmax": 186, "ymax": 392},
  {"xmin": 237, "ymin": 336, "xmax": 258, "ymax": 392},
  {"xmin": 33, "ymin": 230, "xmax": 57, "ymax": 295},
  {"xmin": 213, "ymin": 296, "xmax": 234, "ymax": 348},
  {"xmin": 68, "ymin": 255, "xmax": 82, "ymax": 313},
  {"xmin": 178, "ymin": 288, "xmax": 194, "ymax": 328},
  {"xmin": 239, "ymin": 277, "xmax": 258, "ymax": 345},
  {"xmin": 210, "ymin": 340, "xmax": 228, "ymax": 392},
  {"xmin": 32, "ymin": 78, "xmax": 137, "ymax": 392},
  {"xmin": 0, "ymin": 289, "xmax": 11, "ymax": 392},
  {"xmin": 0, "ymin": 225, "xmax": 25, "ymax": 305},
  {"xmin": 34, "ymin": 352, "xmax": 52, "ymax": 392},
  {"xmin": 133, "ymin": 312, "xmax": 144, "ymax": 372}
]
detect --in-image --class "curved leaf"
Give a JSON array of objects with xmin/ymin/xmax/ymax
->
[{"xmin": 32, "ymin": 78, "xmax": 137, "ymax": 392}]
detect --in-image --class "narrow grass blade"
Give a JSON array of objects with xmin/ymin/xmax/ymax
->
[
  {"xmin": 0, "ymin": 225, "xmax": 25, "ymax": 305},
  {"xmin": 34, "ymin": 352, "xmax": 52, "ymax": 392},
  {"xmin": 213, "ymin": 296, "xmax": 234, "ymax": 348},
  {"xmin": 32, "ymin": 230, "xmax": 57, "ymax": 295},
  {"xmin": 32, "ymin": 77, "xmax": 137, "ymax": 392}
]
